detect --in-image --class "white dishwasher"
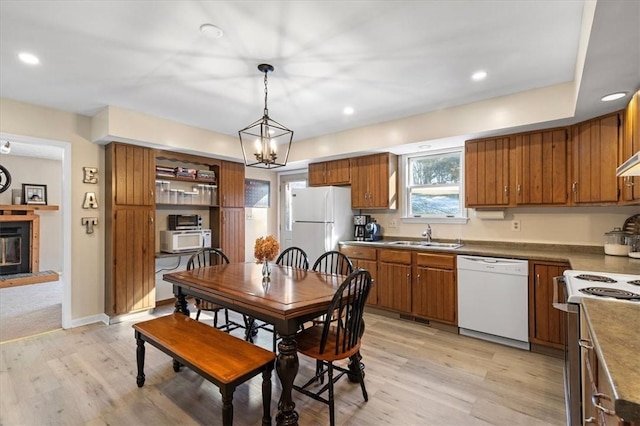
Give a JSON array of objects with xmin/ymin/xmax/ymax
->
[{"xmin": 457, "ymin": 255, "xmax": 530, "ymax": 350}]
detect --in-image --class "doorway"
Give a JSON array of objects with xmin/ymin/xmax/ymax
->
[
  {"xmin": 278, "ymin": 172, "xmax": 307, "ymax": 249},
  {"xmin": 0, "ymin": 132, "xmax": 71, "ymax": 340}
]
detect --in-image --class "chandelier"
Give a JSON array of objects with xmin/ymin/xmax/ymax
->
[{"xmin": 239, "ymin": 64, "xmax": 293, "ymax": 169}]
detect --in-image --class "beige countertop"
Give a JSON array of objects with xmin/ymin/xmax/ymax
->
[
  {"xmin": 339, "ymin": 239, "xmax": 640, "ymax": 275},
  {"xmin": 581, "ymin": 299, "xmax": 640, "ymax": 423}
]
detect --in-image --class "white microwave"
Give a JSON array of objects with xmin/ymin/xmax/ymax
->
[{"xmin": 160, "ymin": 229, "xmax": 211, "ymax": 253}]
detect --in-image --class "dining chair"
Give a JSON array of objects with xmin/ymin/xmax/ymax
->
[
  {"xmin": 292, "ymin": 268, "xmax": 373, "ymax": 426},
  {"xmin": 312, "ymin": 250, "xmax": 354, "ymax": 276},
  {"xmin": 186, "ymin": 248, "xmax": 246, "ymax": 334},
  {"xmin": 276, "ymin": 246, "xmax": 310, "ymax": 270}
]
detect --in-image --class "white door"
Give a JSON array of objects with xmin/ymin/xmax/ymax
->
[{"xmin": 278, "ymin": 173, "xmax": 307, "ymax": 250}]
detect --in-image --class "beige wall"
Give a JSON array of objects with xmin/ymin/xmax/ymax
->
[{"xmin": 0, "ymin": 98, "xmax": 104, "ymax": 321}]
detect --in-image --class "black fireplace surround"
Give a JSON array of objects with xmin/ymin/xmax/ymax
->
[{"xmin": 0, "ymin": 221, "xmax": 30, "ymax": 275}]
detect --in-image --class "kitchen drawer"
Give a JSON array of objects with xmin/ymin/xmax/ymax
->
[
  {"xmin": 415, "ymin": 252, "xmax": 455, "ymax": 269},
  {"xmin": 340, "ymin": 245, "xmax": 377, "ymax": 261},
  {"xmin": 379, "ymin": 249, "xmax": 412, "ymax": 264}
]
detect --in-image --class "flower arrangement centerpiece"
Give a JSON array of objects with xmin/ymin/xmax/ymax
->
[{"xmin": 254, "ymin": 235, "xmax": 280, "ymax": 278}]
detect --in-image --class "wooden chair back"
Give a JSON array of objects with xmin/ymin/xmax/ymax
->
[
  {"xmin": 276, "ymin": 246, "xmax": 310, "ymax": 269},
  {"xmin": 318, "ymin": 269, "xmax": 372, "ymax": 356},
  {"xmin": 187, "ymin": 248, "xmax": 230, "ymax": 270},
  {"xmin": 312, "ymin": 251, "xmax": 353, "ymax": 276}
]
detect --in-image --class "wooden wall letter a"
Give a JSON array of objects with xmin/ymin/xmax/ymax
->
[
  {"xmin": 82, "ymin": 217, "xmax": 98, "ymax": 234},
  {"xmin": 83, "ymin": 192, "xmax": 99, "ymax": 209}
]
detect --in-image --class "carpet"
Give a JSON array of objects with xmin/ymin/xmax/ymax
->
[{"xmin": 0, "ymin": 280, "xmax": 62, "ymax": 343}]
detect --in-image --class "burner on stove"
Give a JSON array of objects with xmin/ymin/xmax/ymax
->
[
  {"xmin": 579, "ymin": 287, "xmax": 640, "ymax": 300},
  {"xmin": 575, "ymin": 274, "xmax": 617, "ymax": 283},
  {"xmin": 628, "ymin": 280, "xmax": 640, "ymax": 286}
]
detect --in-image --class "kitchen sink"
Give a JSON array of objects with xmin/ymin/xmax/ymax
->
[{"xmin": 385, "ymin": 240, "xmax": 462, "ymax": 249}]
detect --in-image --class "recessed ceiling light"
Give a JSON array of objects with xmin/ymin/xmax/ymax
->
[
  {"xmin": 18, "ymin": 52, "xmax": 40, "ymax": 65},
  {"xmin": 200, "ymin": 24, "xmax": 224, "ymax": 38},
  {"xmin": 343, "ymin": 106, "xmax": 354, "ymax": 115},
  {"xmin": 601, "ymin": 92, "xmax": 627, "ymax": 102},
  {"xmin": 471, "ymin": 70, "xmax": 487, "ymax": 81}
]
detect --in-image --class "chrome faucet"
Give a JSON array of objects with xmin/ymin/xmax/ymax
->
[{"xmin": 421, "ymin": 224, "xmax": 432, "ymax": 242}]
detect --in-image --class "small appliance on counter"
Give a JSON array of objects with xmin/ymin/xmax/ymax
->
[
  {"xmin": 353, "ymin": 215, "xmax": 370, "ymax": 241},
  {"xmin": 364, "ymin": 219, "xmax": 383, "ymax": 241}
]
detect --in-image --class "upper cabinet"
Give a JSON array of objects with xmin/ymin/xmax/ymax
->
[
  {"xmin": 308, "ymin": 159, "xmax": 351, "ymax": 186},
  {"xmin": 465, "ymin": 137, "xmax": 512, "ymax": 207},
  {"xmin": 621, "ymin": 90, "xmax": 640, "ymax": 203},
  {"xmin": 515, "ymin": 128, "xmax": 570, "ymax": 206},
  {"xmin": 571, "ymin": 111, "xmax": 621, "ymax": 205},
  {"xmin": 107, "ymin": 142, "xmax": 155, "ymax": 206},
  {"xmin": 219, "ymin": 161, "xmax": 245, "ymax": 208},
  {"xmin": 351, "ymin": 152, "xmax": 398, "ymax": 209}
]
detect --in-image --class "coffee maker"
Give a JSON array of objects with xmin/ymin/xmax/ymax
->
[{"xmin": 353, "ymin": 215, "xmax": 370, "ymax": 241}]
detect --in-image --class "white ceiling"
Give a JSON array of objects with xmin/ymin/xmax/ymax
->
[{"xmin": 0, "ymin": 0, "xmax": 638, "ymax": 157}]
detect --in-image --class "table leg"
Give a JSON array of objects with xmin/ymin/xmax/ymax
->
[
  {"xmin": 275, "ymin": 333, "xmax": 299, "ymax": 426},
  {"xmin": 174, "ymin": 290, "xmax": 189, "ymax": 315}
]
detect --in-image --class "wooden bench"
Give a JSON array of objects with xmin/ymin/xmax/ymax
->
[{"xmin": 133, "ymin": 313, "xmax": 276, "ymax": 426}]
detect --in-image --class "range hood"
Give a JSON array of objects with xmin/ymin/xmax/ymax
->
[{"xmin": 616, "ymin": 151, "xmax": 640, "ymax": 177}]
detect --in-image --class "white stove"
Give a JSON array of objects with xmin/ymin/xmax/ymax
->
[{"xmin": 564, "ymin": 270, "xmax": 640, "ymax": 303}]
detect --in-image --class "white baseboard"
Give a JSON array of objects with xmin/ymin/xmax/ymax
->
[{"xmin": 70, "ymin": 313, "xmax": 110, "ymax": 328}]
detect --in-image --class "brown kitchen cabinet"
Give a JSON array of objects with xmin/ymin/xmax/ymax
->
[
  {"xmin": 108, "ymin": 142, "xmax": 155, "ymax": 206},
  {"xmin": 350, "ymin": 152, "xmax": 398, "ymax": 209},
  {"xmin": 621, "ymin": 90, "xmax": 640, "ymax": 204},
  {"xmin": 580, "ymin": 310, "xmax": 624, "ymax": 426},
  {"xmin": 465, "ymin": 136, "xmax": 513, "ymax": 207},
  {"xmin": 571, "ymin": 111, "xmax": 621, "ymax": 205},
  {"xmin": 105, "ymin": 142, "xmax": 156, "ymax": 316},
  {"xmin": 376, "ymin": 249, "xmax": 411, "ymax": 313},
  {"xmin": 220, "ymin": 160, "xmax": 245, "ymax": 208},
  {"xmin": 412, "ymin": 252, "xmax": 457, "ymax": 325},
  {"xmin": 340, "ymin": 245, "xmax": 378, "ymax": 306},
  {"xmin": 308, "ymin": 159, "xmax": 351, "ymax": 186},
  {"xmin": 528, "ymin": 261, "xmax": 570, "ymax": 351},
  {"xmin": 515, "ymin": 128, "xmax": 570, "ymax": 205},
  {"xmin": 105, "ymin": 207, "xmax": 156, "ymax": 315},
  {"xmin": 212, "ymin": 207, "xmax": 245, "ymax": 263}
]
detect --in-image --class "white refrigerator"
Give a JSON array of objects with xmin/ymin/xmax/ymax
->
[{"xmin": 291, "ymin": 186, "xmax": 353, "ymax": 265}]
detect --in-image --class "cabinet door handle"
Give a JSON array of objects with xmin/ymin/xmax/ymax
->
[
  {"xmin": 406, "ymin": 273, "xmax": 410, "ymax": 286},
  {"xmin": 584, "ymin": 417, "xmax": 596, "ymax": 423},
  {"xmin": 517, "ymin": 184, "xmax": 521, "ymax": 196},
  {"xmin": 150, "ymin": 189, "xmax": 154, "ymax": 199},
  {"xmin": 536, "ymin": 273, "xmax": 540, "ymax": 286},
  {"xmin": 504, "ymin": 185, "xmax": 508, "ymax": 196},
  {"xmin": 149, "ymin": 216, "xmax": 154, "ymax": 224},
  {"xmin": 578, "ymin": 338, "xmax": 593, "ymax": 350},
  {"xmin": 591, "ymin": 393, "xmax": 615, "ymax": 416}
]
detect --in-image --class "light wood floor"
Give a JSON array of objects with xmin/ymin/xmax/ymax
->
[{"xmin": 0, "ymin": 306, "xmax": 566, "ymax": 425}]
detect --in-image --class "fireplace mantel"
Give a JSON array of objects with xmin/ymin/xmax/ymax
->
[{"xmin": 0, "ymin": 204, "xmax": 60, "ymax": 287}]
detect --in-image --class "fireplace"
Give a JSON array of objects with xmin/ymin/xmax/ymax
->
[{"xmin": 0, "ymin": 221, "xmax": 31, "ymax": 275}]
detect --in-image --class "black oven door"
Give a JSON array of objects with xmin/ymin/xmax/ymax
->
[{"xmin": 553, "ymin": 276, "xmax": 581, "ymax": 426}]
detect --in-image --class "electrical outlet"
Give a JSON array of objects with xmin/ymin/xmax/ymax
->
[
  {"xmin": 388, "ymin": 219, "xmax": 398, "ymax": 228},
  {"xmin": 511, "ymin": 220, "xmax": 521, "ymax": 232}
]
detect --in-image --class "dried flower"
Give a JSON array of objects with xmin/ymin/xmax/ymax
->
[{"xmin": 254, "ymin": 235, "xmax": 280, "ymax": 262}]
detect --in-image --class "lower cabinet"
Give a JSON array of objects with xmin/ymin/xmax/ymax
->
[
  {"xmin": 412, "ymin": 253, "xmax": 457, "ymax": 324},
  {"xmin": 377, "ymin": 249, "xmax": 412, "ymax": 313},
  {"xmin": 340, "ymin": 245, "xmax": 378, "ymax": 306},
  {"xmin": 528, "ymin": 261, "xmax": 570, "ymax": 349},
  {"xmin": 213, "ymin": 207, "xmax": 245, "ymax": 263},
  {"xmin": 580, "ymin": 310, "xmax": 621, "ymax": 426},
  {"xmin": 106, "ymin": 207, "xmax": 156, "ymax": 315}
]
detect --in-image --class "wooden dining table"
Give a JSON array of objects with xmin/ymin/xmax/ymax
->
[{"xmin": 163, "ymin": 261, "xmax": 356, "ymax": 426}]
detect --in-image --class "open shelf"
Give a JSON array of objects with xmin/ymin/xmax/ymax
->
[
  {"xmin": 155, "ymin": 175, "xmax": 217, "ymax": 185},
  {"xmin": 156, "ymin": 203, "xmax": 218, "ymax": 208}
]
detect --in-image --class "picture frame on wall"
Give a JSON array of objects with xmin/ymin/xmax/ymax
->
[{"xmin": 22, "ymin": 183, "xmax": 47, "ymax": 205}]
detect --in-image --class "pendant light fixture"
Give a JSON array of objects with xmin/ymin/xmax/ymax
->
[{"xmin": 239, "ymin": 64, "xmax": 293, "ymax": 169}]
